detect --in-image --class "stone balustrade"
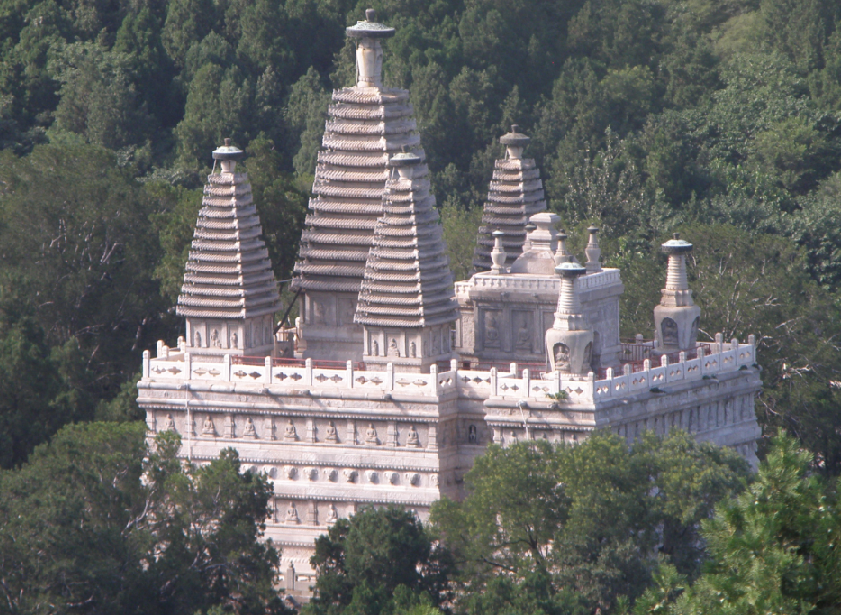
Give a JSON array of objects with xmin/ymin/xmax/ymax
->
[{"xmin": 143, "ymin": 334, "xmax": 755, "ymax": 406}]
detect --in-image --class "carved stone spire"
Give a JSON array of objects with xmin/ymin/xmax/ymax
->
[
  {"xmin": 545, "ymin": 262, "xmax": 594, "ymax": 376},
  {"xmin": 354, "ymin": 146, "xmax": 458, "ymax": 371},
  {"xmin": 177, "ymin": 139, "xmax": 281, "ymax": 358},
  {"xmin": 654, "ymin": 233, "xmax": 700, "ymax": 353},
  {"xmin": 473, "ymin": 124, "xmax": 547, "ymax": 271},
  {"xmin": 292, "ymin": 10, "xmax": 421, "ymax": 360}
]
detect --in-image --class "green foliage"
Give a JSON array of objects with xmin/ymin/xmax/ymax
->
[
  {"xmin": 431, "ymin": 431, "xmax": 751, "ymax": 614},
  {"xmin": 634, "ymin": 431, "xmax": 841, "ymax": 614},
  {"xmin": 306, "ymin": 506, "xmax": 453, "ymax": 615},
  {"xmin": 0, "ymin": 422, "xmax": 286, "ymax": 613}
]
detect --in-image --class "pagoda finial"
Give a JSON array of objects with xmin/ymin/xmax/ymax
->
[
  {"xmin": 584, "ymin": 225, "xmax": 601, "ymax": 272},
  {"xmin": 500, "ymin": 124, "xmax": 530, "ymax": 160},
  {"xmin": 347, "ymin": 8, "xmax": 394, "ymax": 88}
]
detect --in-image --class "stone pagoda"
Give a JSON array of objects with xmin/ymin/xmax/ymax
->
[
  {"xmin": 292, "ymin": 9, "xmax": 422, "ymax": 361},
  {"xmin": 355, "ymin": 146, "xmax": 458, "ymax": 371},
  {"xmin": 177, "ymin": 139, "xmax": 281, "ymax": 359},
  {"xmin": 473, "ymin": 125, "xmax": 547, "ymax": 272}
]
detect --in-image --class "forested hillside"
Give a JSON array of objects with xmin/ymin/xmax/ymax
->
[{"xmin": 0, "ymin": 0, "xmax": 838, "ymax": 474}]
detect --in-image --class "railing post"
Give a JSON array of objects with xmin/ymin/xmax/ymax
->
[
  {"xmin": 265, "ymin": 356, "xmax": 272, "ymax": 384},
  {"xmin": 224, "ymin": 353, "xmax": 231, "ymax": 381},
  {"xmin": 347, "ymin": 360, "xmax": 354, "ymax": 389},
  {"xmin": 715, "ymin": 332, "xmax": 723, "ymax": 355},
  {"xmin": 644, "ymin": 359, "xmax": 652, "ymax": 388},
  {"xmin": 522, "ymin": 368, "xmax": 530, "ymax": 397},
  {"xmin": 185, "ymin": 352, "xmax": 192, "ymax": 381},
  {"xmin": 305, "ymin": 358, "xmax": 313, "ymax": 386},
  {"xmin": 490, "ymin": 367, "xmax": 498, "ymax": 396},
  {"xmin": 142, "ymin": 350, "xmax": 150, "ymax": 380},
  {"xmin": 450, "ymin": 358, "xmax": 458, "ymax": 373},
  {"xmin": 510, "ymin": 362, "xmax": 517, "ymax": 375},
  {"xmin": 386, "ymin": 362, "xmax": 394, "ymax": 391}
]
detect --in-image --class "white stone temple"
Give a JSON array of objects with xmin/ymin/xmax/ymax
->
[{"xmin": 137, "ymin": 9, "xmax": 762, "ymax": 593}]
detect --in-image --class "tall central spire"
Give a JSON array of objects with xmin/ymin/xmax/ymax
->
[{"xmin": 292, "ymin": 9, "xmax": 428, "ymax": 361}]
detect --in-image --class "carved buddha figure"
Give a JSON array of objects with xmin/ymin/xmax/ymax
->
[
  {"xmin": 553, "ymin": 343, "xmax": 571, "ymax": 372},
  {"xmin": 194, "ymin": 330, "xmax": 202, "ymax": 348},
  {"xmin": 485, "ymin": 313, "xmax": 499, "ymax": 345},
  {"xmin": 325, "ymin": 421, "xmax": 339, "ymax": 443},
  {"xmin": 286, "ymin": 502, "xmax": 300, "ymax": 523},
  {"xmin": 284, "ymin": 419, "xmax": 297, "ymax": 441},
  {"xmin": 210, "ymin": 328, "xmax": 220, "ymax": 348},
  {"xmin": 243, "ymin": 417, "xmax": 257, "ymax": 438},
  {"xmin": 202, "ymin": 416, "xmax": 216, "ymax": 436},
  {"xmin": 661, "ymin": 317, "xmax": 679, "ymax": 347},
  {"xmin": 326, "ymin": 503, "xmax": 338, "ymax": 523},
  {"xmin": 230, "ymin": 332, "xmax": 238, "ymax": 348},
  {"xmin": 364, "ymin": 423, "xmax": 378, "ymax": 445},
  {"xmin": 409, "ymin": 341, "xmax": 417, "ymax": 357},
  {"xmin": 406, "ymin": 425, "xmax": 420, "ymax": 447},
  {"xmin": 516, "ymin": 316, "xmax": 531, "ymax": 348},
  {"xmin": 371, "ymin": 339, "xmax": 379, "ymax": 356},
  {"xmin": 163, "ymin": 414, "xmax": 176, "ymax": 432},
  {"xmin": 388, "ymin": 338, "xmax": 400, "ymax": 357}
]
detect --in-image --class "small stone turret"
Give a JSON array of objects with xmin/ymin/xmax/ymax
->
[
  {"xmin": 654, "ymin": 233, "xmax": 701, "ymax": 353},
  {"xmin": 584, "ymin": 226, "xmax": 602, "ymax": 273},
  {"xmin": 354, "ymin": 146, "xmax": 458, "ymax": 371},
  {"xmin": 177, "ymin": 139, "xmax": 282, "ymax": 359},
  {"xmin": 473, "ymin": 125, "xmax": 547, "ymax": 271},
  {"xmin": 545, "ymin": 262, "xmax": 593, "ymax": 375}
]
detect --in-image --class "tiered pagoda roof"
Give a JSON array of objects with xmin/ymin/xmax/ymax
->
[
  {"xmin": 473, "ymin": 125, "xmax": 547, "ymax": 271},
  {"xmin": 354, "ymin": 148, "xmax": 458, "ymax": 329},
  {"xmin": 177, "ymin": 143, "xmax": 281, "ymax": 320}
]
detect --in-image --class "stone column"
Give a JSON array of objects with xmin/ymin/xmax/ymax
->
[{"xmin": 545, "ymin": 262, "xmax": 594, "ymax": 376}]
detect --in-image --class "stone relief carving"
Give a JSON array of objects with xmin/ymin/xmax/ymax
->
[
  {"xmin": 364, "ymin": 423, "xmax": 379, "ymax": 445},
  {"xmin": 553, "ymin": 343, "xmax": 571, "ymax": 372},
  {"xmin": 343, "ymin": 469, "xmax": 357, "ymax": 483},
  {"xmin": 387, "ymin": 472, "xmax": 399, "ymax": 485},
  {"xmin": 326, "ymin": 503, "xmax": 338, "ymax": 523},
  {"xmin": 210, "ymin": 328, "xmax": 221, "ymax": 348},
  {"xmin": 365, "ymin": 470, "xmax": 378, "ymax": 483},
  {"xmin": 194, "ymin": 330, "xmax": 202, "ymax": 348},
  {"xmin": 388, "ymin": 338, "xmax": 400, "ymax": 357},
  {"xmin": 284, "ymin": 419, "xmax": 298, "ymax": 441},
  {"xmin": 263, "ymin": 465, "xmax": 276, "ymax": 478},
  {"xmin": 371, "ymin": 339, "xmax": 379, "ymax": 356},
  {"xmin": 286, "ymin": 502, "xmax": 300, "ymax": 524},
  {"xmin": 323, "ymin": 468, "xmax": 337, "ymax": 482},
  {"xmin": 514, "ymin": 313, "xmax": 531, "ymax": 349},
  {"xmin": 202, "ymin": 415, "xmax": 216, "ymax": 436},
  {"xmin": 163, "ymin": 414, "xmax": 176, "ymax": 432},
  {"xmin": 430, "ymin": 473, "xmax": 438, "ymax": 486},
  {"xmin": 484, "ymin": 312, "xmax": 500, "ymax": 347},
  {"xmin": 409, "ymin": 341, "xmax": 417, "ymax": 357},
  {"xmin": 284, "ymin": 465, "xmax": 297, "ymax": 480},
  {"xmin": 325, "ymin": 421, "xmax": 339, "ymax": 443},
  {"xmin": 406, "ymin": 425, "xmax": 421, "ymax": 448},
  {"xmin": 263, "ymin": 417, "xmax": 276, "ymax": 441},
  {"xmin": 243, "ymin": 417, "xmax": 257, "ymax": 438},
  {"xmin": 468, "ymin": 424, "xmax": 477, "ymax": 444},
  {"xmin": 304, "ymin": 467, "xmax": 317, "ymax": 481},
  {"xmin": 230, "ymin": 331, "xmax": 238, "ymax": 348},
  {"xmin": 406, "ymin": 473, "xmax": 420, "ymax": 486},
  {"xmin": 661, "ymin": 317, "xmax": 679, "ymax": 347}
]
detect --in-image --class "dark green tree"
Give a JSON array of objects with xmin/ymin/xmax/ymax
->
[{"xmin": 306, "ymin": 506, "xmax": 453, "ymax": 615}]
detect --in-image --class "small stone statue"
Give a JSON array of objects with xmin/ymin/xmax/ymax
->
[
  {"xmin": 485, "ymin": 314, "xmax": 499, "ymax": 343},
  {"xmin": 406, "ymin": 425, "xmax": 421, "ymax": 448},
  {"xmin": 409, "ymin": 341, "xmax": 417, "ymax": 358},
  {"xmin": 371, "ymin": 339, "xmax": 379, "ymax": 356},
  {"xmin": 230, "ymin": 332, "xmax": 238, "ymax": 348},
  {"xmin": 210, "ymin": 328, "xmax": 221, "ymax": 348},
  {"xmin": 202, "ymin": 416, "xmax": 216, "ymax": 436},
  {"xmin": 509, "ymin": 430, "xmax": 518, "ymax": 444},
  {"xmin": 554, "ymin": 343, "xmax": 571, "ymax": 372},
  {"xmin": 325, "ymin": 421, "xmax": 339, "ymax": 443},
  {"xmin": 286, "ymin": 502, "xmax": 300, "ymax": 524},
  {"xmin": 284, "ymin": 419, "xmax": 297, "ymax": 441},
  {"xmin": 163, "ymin": 414, "xmax": 176, "ymax": 432},
  {"xmin": 243, "ymin": 417, "xmax": 257, "ymax": 438},
  {"xmin": 343, "ymin": 469, "xmax": 357, "ymax": 483},
  {"xmin": 516, "ymin": 317, "xmax": 531, "ymax": 348},
  {"xmin": 661, "ymin": 317, "xmax": 679, "ymax": 347},
  {"xmin": 326, "ymin": 503, "xmax": 338, "ymax": 523},
  {"xmin": 364, "ymin": 423, "xmax": 378, "ymax": 445},
  {"xmin": 388, "ymin": 338, "xmax": 400, "ymax": 357},
  {"xmin": 194, "ymin": 331, "xmax": 202, "ymax": 348}
]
